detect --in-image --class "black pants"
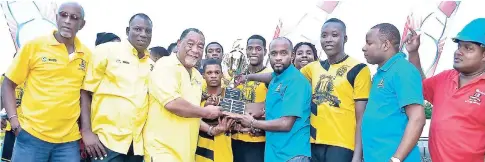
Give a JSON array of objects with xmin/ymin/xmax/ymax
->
[
  {"xmin": 311, "ymin": 144, "xmax": 354, "ymax": 162},
  {"xmin": 1, "ymin": 130, "xmax": 15, "ymax": 161},
  {"xmin": 91, "ymin": 143, "xmax": 142, "ymax": 162},
  {"xmin": 232, "ymin": 139, "xmax": 265, "ymax": 162}
]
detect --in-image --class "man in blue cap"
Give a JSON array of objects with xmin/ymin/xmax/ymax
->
[{"xmin": 406, "ymin": 18, "xmax": 485, "ymax": 162}]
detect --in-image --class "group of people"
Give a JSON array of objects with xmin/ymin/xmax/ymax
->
[{"xmin": 0, "ymin": 1, "xmax": 485, "ymax": 162}]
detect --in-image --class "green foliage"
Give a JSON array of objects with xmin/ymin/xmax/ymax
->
[{"xmin": 424, "ymin": 100, "xmax": 433, "ymax": 119}]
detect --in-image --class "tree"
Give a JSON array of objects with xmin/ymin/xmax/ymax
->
[{"xmin": 424, "ymin": 100, "xmax": 433, "ymax": 119}]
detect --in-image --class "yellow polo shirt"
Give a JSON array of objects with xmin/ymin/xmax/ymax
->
[
  {"xmin": 83, "ymin": 40, "xmax": 152, "ymax": 155},
  {"xmin": 144, "ymin": 54, "xmax": 203, "ymax": 162},
  {"xmin": 4, "ymin": 31, "xmax": 90, "ymax": 143}
]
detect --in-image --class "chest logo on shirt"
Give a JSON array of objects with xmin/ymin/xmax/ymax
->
[
  {"xmin": 377, "ymin": 79, "xmax": 384, "ymax": 88},
  {"xmin": 115, "ymin": 59, "xmax": 130, "ymax": 64},
  {"xmin": 79, "ymin": 59, "xmax": 86, "ymax": 71},
  {"xmin": 274, "ymin": 83, "xmax": 287, "ymax": 96},
  {"xmin": 150, "ymin": 64, "xmax": 154, "ymax": 71},
  {"xmin": 241, "ymin": 82, "xmax": 259, "ymax": 103},
  {"xmin": 336, "ymin": 65, "xmax": 350, "ymax": 77},
  {"xmin": 41, "ymin": 57, "xmax": 57, "ymax": 63},
  {"xmin": 466, "ymin": 89, "xmax": 485, "ymax": 105},
  {"xmin": 313, "ymin": 74, "xmax": 341, "ymax": 108}
]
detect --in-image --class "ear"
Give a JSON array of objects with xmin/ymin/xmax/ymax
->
[
  {"xmin": 291, "ymin": 51, "xmax": 296, "ymax": 61},
  {"xmin": 344, "ymin": 35, "xmax": 348, "ymax": 44},
  {"xmin": 177, "ymin": 39, "xmax": 181, "ymax": 50},
  {"xmin": 126, "ymin": 27, "xmax": 130, "ymax": 37},
  {"xmin": 382, "ymin": 40, "xmax": 391, "ymax": 51}
]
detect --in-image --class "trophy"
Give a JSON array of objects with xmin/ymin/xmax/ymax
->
[{"xmin": 218, "ymin": 39, "xmax": 249, "ymax": 114}]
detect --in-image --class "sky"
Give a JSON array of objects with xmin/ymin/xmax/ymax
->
[{"xmin": 0, "ymin": 0, "xmax": 484, "ymax": 76}]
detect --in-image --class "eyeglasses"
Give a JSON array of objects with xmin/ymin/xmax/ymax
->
[{"xmin": 58, "ymin": 11, "xmax": 81, "ymax": 21}]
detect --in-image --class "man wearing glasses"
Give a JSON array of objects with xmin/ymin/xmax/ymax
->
[{"xmin": 1, "ymin": 2, "xmax": 90, "ymax": 162}]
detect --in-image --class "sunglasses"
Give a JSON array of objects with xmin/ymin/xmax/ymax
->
[{"xmin": 58, "ymin": 11, "xmax": 81, "ymax": 21}]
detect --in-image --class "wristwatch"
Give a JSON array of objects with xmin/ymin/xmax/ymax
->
[{"xmin": 390, "ymin": 157, "xmax": 401, "ymax": 162}]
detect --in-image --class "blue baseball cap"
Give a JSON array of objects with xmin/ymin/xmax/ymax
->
[{"xmin": 452, "ymin": 18, "xmax": 485, "ymax": 46}]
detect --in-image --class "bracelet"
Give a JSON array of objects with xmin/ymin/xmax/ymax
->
[
  {"xmin": 250, "ymin": 119, "xmax": 256, "ymax": 130},
  {"xmin": 8, "ymin": 114, "xmax": 17, "ymax": 121},
  {"xmin": 207, "ymin": 126, "xmax": 214, "ymax": 136}
]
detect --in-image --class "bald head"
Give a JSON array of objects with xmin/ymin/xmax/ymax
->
[
  {"xmin": 269, "ymin": 37, "xmax": 294, "ymax": 74},
  {"xmin": 58, "ymin": 2, "xmax": 85, "ymax": 19},
  {"xmin": 55, "ymin": 1, "xmax": 86, "ymax": 39},
  {"xmin": 270, "ymin": 37, "xmax": 293, "ymax": 51}
]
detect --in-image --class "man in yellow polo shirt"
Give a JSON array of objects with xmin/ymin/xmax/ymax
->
[
  {"xmin": 80, "ymin": 13, "xmax": 154, "ymax": 162},
  {"xmin": 144, "ymin": 28, "xmax": 223, "ymax": 162},
  {"xmin": 1, "ymin": 2, "xmax": 89, "ymax": 162}
]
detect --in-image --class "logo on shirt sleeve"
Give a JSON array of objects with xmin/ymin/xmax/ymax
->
[{"xmin": 466, "ymin": 89, "xmax": 485, "ymax": 105}]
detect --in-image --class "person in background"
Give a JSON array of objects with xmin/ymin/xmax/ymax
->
[
  {"xmin": 95, "ymin": 32, "xmax": 120, "ymax": 46},
  {"xmin": 231, "ymin": 37, "xmax": 312, "ymax": 162},
  {"xmin": 231, "ymin": 34, "xmax": 271, "ymax": 162},
  {"xmin": 196, "ymin": 59, "xmax": 236, "ymax": 162},
  {"xmin": 205, "ymin": 42, "xmax": 224, "ymax": 60},
  {"xmin": 167, "ymin": 42, "xmax": 178, "ymax": 54},
  {"xmin": 149, "ymin": 46, "xmax": 170, "ymax": 62},
  {"xmin": 406, "ymin": 18, "xmax": 485, "ymax": 162},
  {"xmin": 143, "ymin": 28, "xmax": 223, "ymax": 162},
  {"xmin": 80, "ymin": 13, "xmax": 154, "ymax": 162},
  {"xmin": 0, "ymin": 72, "xmax": 23, "ymax": 162},
  {"xmin": 199, "ymin": 42, "xmax": 224, "ymax": 73},
  {"xmin": 293, "ymin": 42, "xmax": 318, "ymax": 69},
  {"xmin": 361, "ymin": 23, "xmax": 425, "ymax": 162},
  {"xmin": 1, "ymin": 2, "xmax": 90, "ymax": 162},
  {"xmin": 238, "ymin": 18, "xmax": 371, "ymax": 162}
]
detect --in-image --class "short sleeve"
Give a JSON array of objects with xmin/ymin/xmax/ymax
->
[
  {"xmin": 422, "ymin": 70, "xmax": 450, "ymax": 103},
  {"xmin": 82, "ymin": 46, "xmax": 108, "ymax": 92},
  {"xmin": 300, "ymin": 64, "xmax": 312, "ymax": 82},
  {"xmin": 392, "ymin": 64, "xmax": 424, "ymax": 108},
  {"xmin": 149, "ymin": 63, "xmax": 182, "ymax": 107},
  {"xmin": 350, "ymin": 64, "xmax": 371, "ymax": 101},
  {"xmin": 5, "ymin": 41, "xmax": 35, "ymax": 85},
  {"xmin": 281, "ymin": 79, "xmax": 312, "ymax": 118}
]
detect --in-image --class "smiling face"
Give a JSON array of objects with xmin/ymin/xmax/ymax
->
[
  {"xmin": 56, "ymin": 3, "xmax": 85, "ymax": 39},
  {"xmin": 178, "ymin": 31, "xmax": 205, "ymax": 68},
  {"xmin": 246, "ymin": 39, "xmax": 266, "ymax": 66},
  {"xmin": 320, "ymin": 22, "xmax": 346, "ymax": 57},
  {"xmin": 294, "ymin": 44, "xmax": 316, "ymax": 69},
  {"xmin": 453, "ymin": 41, "xmax": 485, "ymax": 73},
  {"xmin": 126, "ymin": 16, "xmax": 152, "ymax": 53}
]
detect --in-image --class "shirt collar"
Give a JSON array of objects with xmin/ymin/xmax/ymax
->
[
  {"xmin": 123, "ymin": 40, "xmax": 149, "ymax": 60},
  {"xmin": 379, "ymin": 52, "xmax": 406, "ymax": 72},
  {"xmin": 47, "ymin": 30, "xmax": 85, "ymax": 54},
  {"xmin": 273, "ymin": 64, "xmax": 297, "ymax": 79}
]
